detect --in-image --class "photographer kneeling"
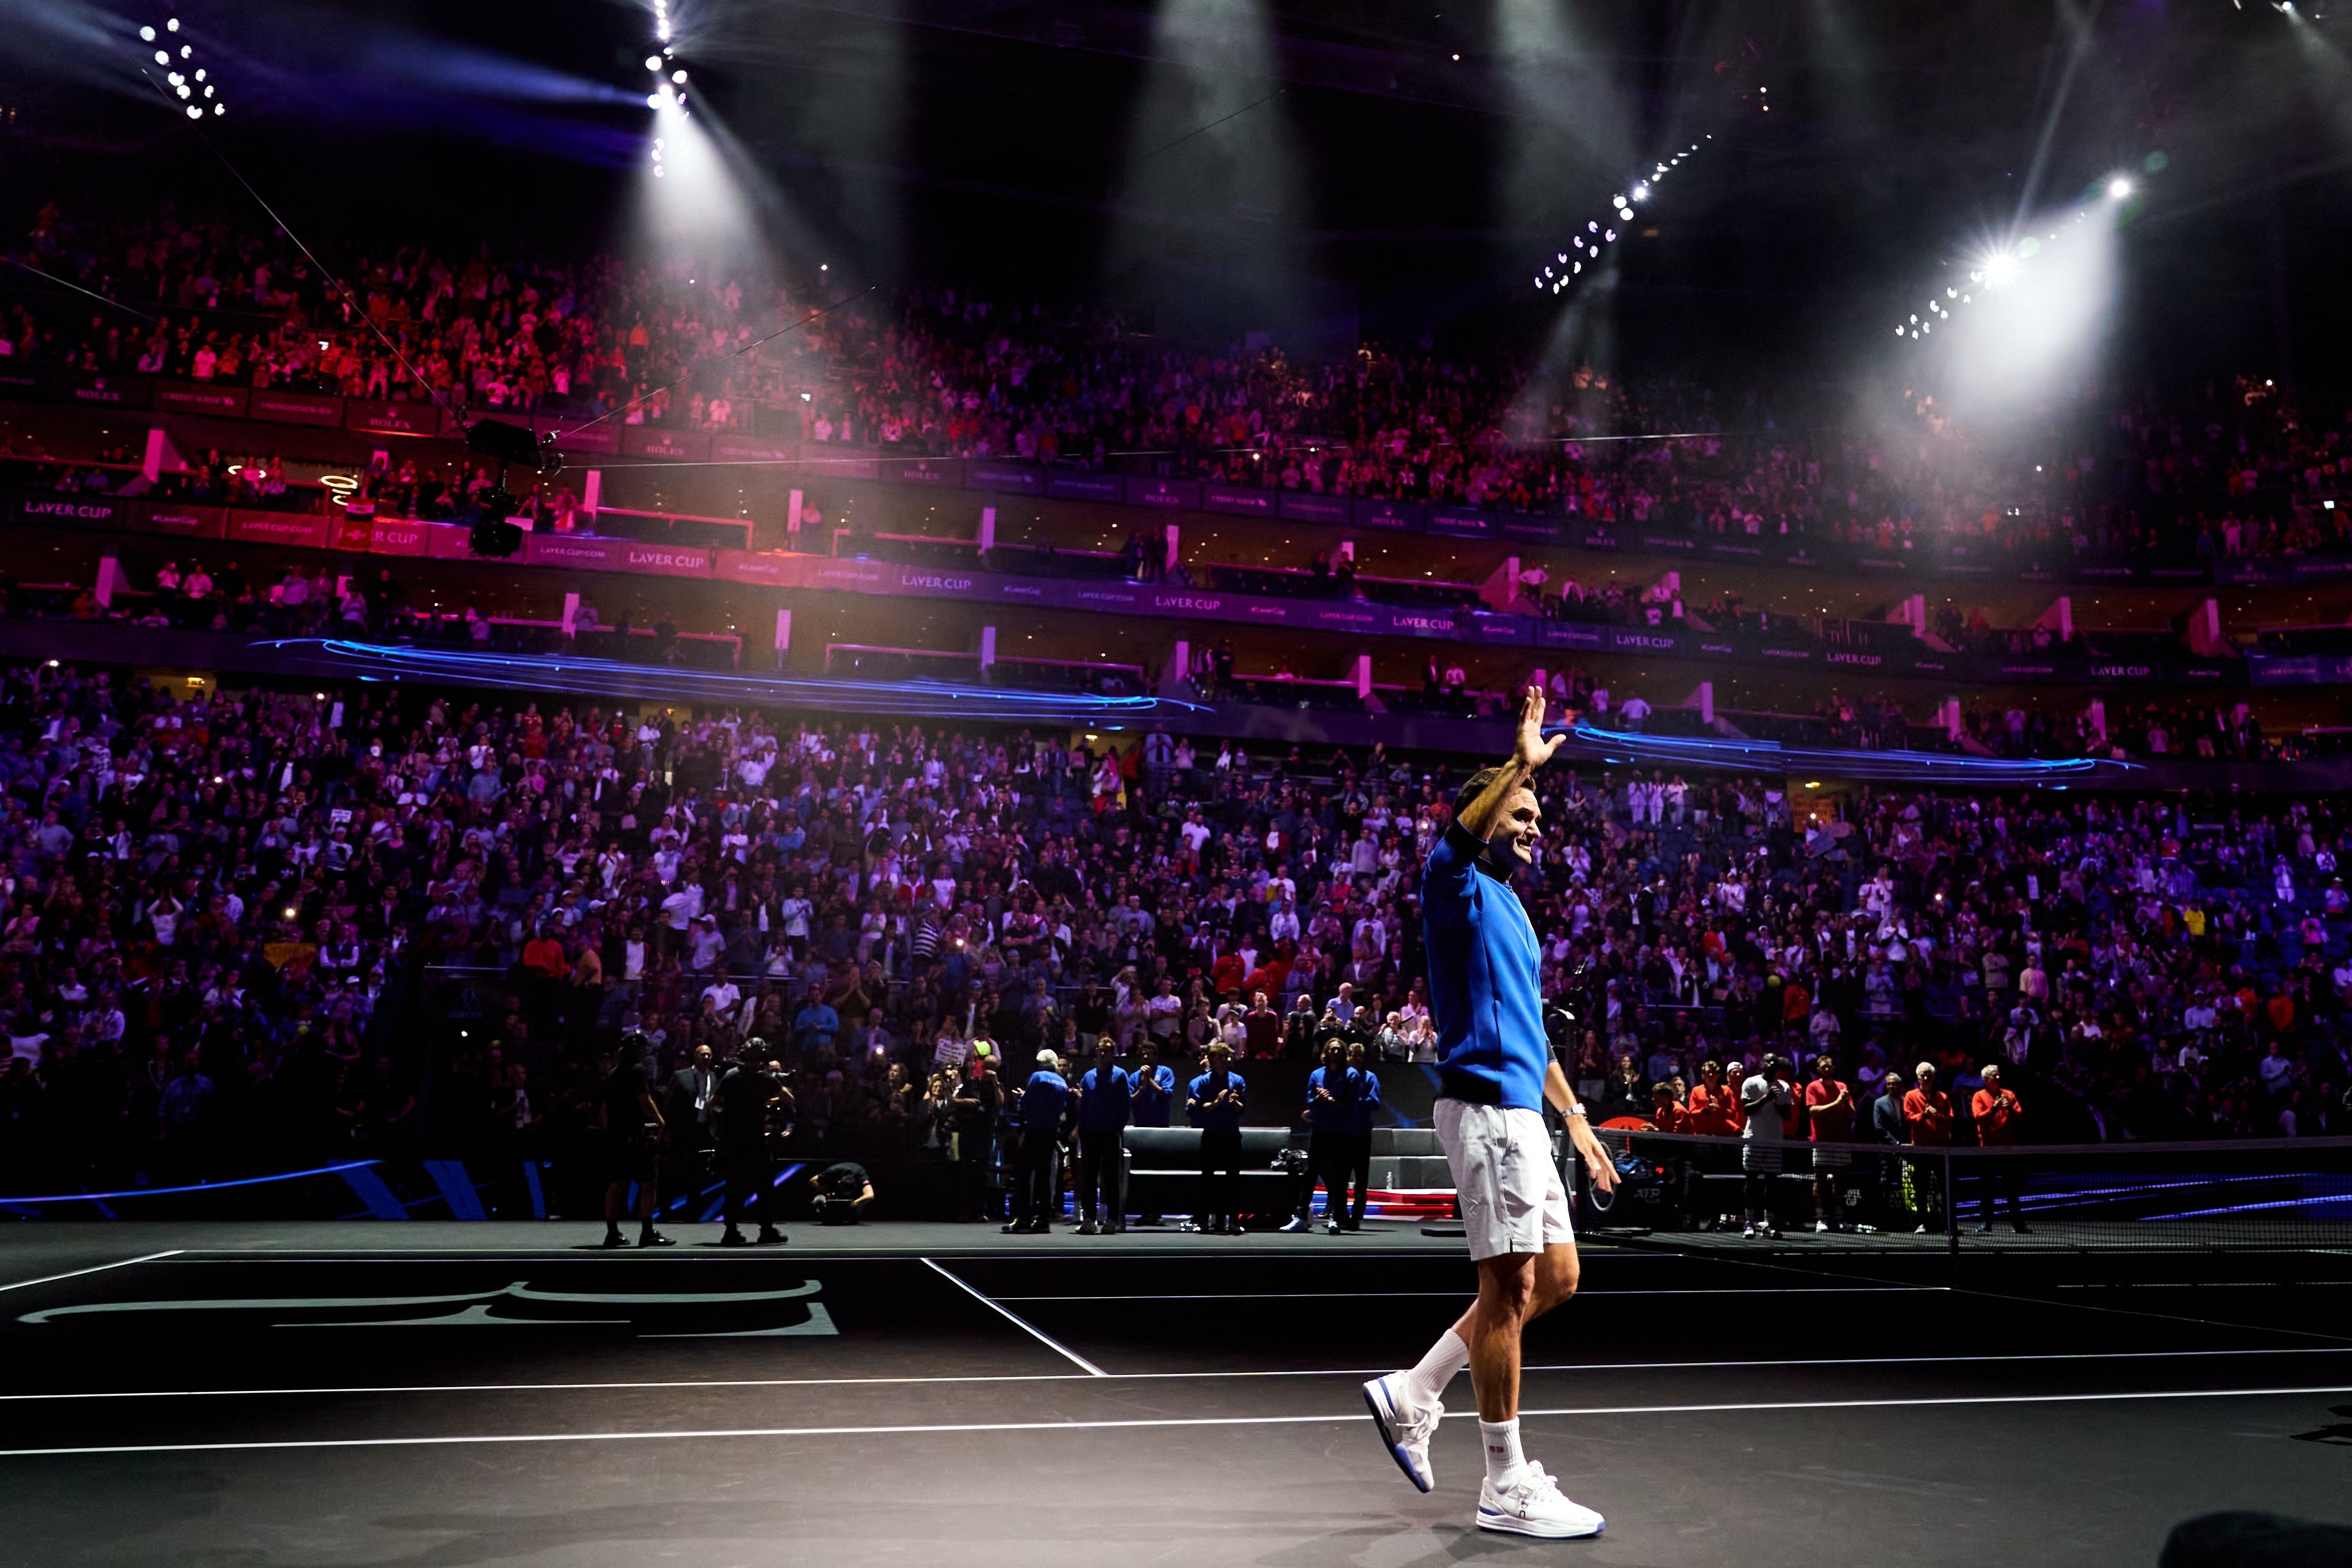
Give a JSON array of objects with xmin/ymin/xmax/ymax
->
[{"xmin": 809, "ymin": 1161, "xmax": 875, "ymax": 1225}]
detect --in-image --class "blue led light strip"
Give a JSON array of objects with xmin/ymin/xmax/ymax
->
[
  {"xmin": 259, "ymin": 641, "xmax": 1207, "ymax": 720},
  {"xmin": 1555, "ymin": 721, "xmax": 2133, "ymax": 783},
  {"xmin": 0, "ymin": 1161, "xmax": 381, "ymax": 1207}
]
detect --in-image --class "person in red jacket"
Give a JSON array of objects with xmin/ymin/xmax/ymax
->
[
  {"xmin": 1648, "ymin": 1081, "xmax": 1695, "ymax": 1232},
  {"xmin": 1902, "ymin": 1063, "xmax": 1953, "ymax": 1145},
  {"xmin": 1803, "ymin": 1054, "xmax": 1855, "ymax": 1233},
  {"xmin": 1970, "ymin": 1063, "xmax": 2031, "ymax": 1235},
  {"xmin": 1901, "ymin": 1062, "xmax": 1954, "ymax": 1234},
  {"xmin": 1686, "ymin": 1060, "xmax": 1744, "ymax": 1135},
  {"xmin": 1685, "ymin": 1060, "xmax": 1743, "ymax": 1230}
]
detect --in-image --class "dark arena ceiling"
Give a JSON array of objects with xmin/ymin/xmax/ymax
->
[{"xmin": 2, "ymin": 0, "xmax": 2348, "ymax": 385}]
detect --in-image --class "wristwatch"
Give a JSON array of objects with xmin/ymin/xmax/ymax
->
[{"xmin": 1565, "ymin": 1103, "xmax": 1589, "ymax": 1118}]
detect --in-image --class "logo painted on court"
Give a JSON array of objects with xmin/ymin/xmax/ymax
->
[{"xmin": 18, "ymin": 1280, "xmax": 839, "ymax": 1336}]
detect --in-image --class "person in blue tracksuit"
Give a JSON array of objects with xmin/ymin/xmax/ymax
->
[
  {"xmin": 1283, "ymin": 1036, "xmax": 1355, "ymax": 1232},
  {"xmin": 1129, "ymin": 1038, "xmax": 1176, "ymax": 1226},
  {"xmin": 1338, "ymin": 1040, "xmax": 1383, "ymax": 1231},
  {"xmin": 1074, "ymin": 1039, "xmax": 1131, "ymax": 1235},
  {"xmin": 1005, "ymin": 1049, "xmax": 1069, "ymax": 1234},
  {"xmin": 1186, "ymin": 1041, "xmax": 1248, "ymax": 1234}
]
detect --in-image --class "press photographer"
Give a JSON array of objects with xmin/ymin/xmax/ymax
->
[{"xmin": 810, "ymin": 1160, "xmax": 876, "ymax": 1224}]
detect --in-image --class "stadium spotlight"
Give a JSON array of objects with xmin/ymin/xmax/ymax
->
[
  {"xmin": 139, "ymin": 24, "xmax": 155, "ymax": 40},
  {"xmin": 2107, "ymin": 177, "xmax": 2133, "ymax": 199},
  {"xmin": 647, "ymin": 55, "xmax": 664, "ymax": 71},
  {"xmin": 1981, "ymin": 250, "xmax": 2020, "ymax": 288}
]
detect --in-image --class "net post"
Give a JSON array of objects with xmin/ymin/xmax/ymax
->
[{"xmin": 1944, "ymin": 1149, "xmax": 1960, "ymax": 1261}]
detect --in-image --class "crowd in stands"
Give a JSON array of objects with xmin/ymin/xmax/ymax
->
[
  {"xmin": 8, "ymin": 201, "xmax": 2351, "ymax": 568},
  {"xmin": 0, "ymin": 656, "xmax": 2346, "ymax": 1210},
  {"xmin": 1554, "ymin": 774, "xmax": 2351, "ymax": 1148}
]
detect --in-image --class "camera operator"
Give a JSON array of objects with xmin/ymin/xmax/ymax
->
[
  {"xmin": 715, "ymin": 1039, "xmax": 790, "ymax": 1247},
  {"xmin": 598, "ymin": 1038, "xmax": 672, "ymax": 1249},
  {"xmin": 809, "ymin": 1160, "xmax": 875, "ymax": 1224}
]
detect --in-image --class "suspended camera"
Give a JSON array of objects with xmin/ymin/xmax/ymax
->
[
  {"xmin": 468, "ymin": 485, "xmax": 525, "ymax": 559},
  {"xmin": 464, "ymin": 418, "xmax": 563, "ymax": 475},
  {"xmin": 461, "ymin": 419, "xmax": 557, "ymax": 558}
]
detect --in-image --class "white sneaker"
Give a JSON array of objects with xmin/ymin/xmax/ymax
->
[
  {"xmin": 1741, "ymin": 1223, "xmax": 1758, "ymax": 1239},
  {"xmin": 1812, "ymin": 1220, "xmax": 1830, "ymax": 1233},
  {"xmin": 1361, "ymin": 1374, "xmax": 1442, "ymax": 1493},
  {"xmin": 1477, "ymin": 1462, "xmax": 1605, "ymax": 1539}
]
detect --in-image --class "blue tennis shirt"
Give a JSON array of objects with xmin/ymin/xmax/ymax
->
[
  {"xmin": 1077, "ymin": 1066, "xmax": 1132, "ymax": 1132},
  {"xmin": 1019, "ymin": 1070, "xmax": 1070, "ymax": 1131},
  {"xmin": 1422, "ymin": 820, "xmax": 1549, "ymax": 1112}
]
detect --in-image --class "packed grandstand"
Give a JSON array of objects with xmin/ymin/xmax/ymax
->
[
  {"xmin": 0, "ymin": 654, "xmax": 2341, "ymax": 1200},
  {"xmin": 8, "ymin": 198, "xmax": 2349, "ymax": 561},
  {"xmin": 0, "ymin": 199, "xmax": 2348, "ymax": 1203}
]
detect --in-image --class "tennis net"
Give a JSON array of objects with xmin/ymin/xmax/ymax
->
[{"xmin": 1587, "ymin": 1128, "xmax": 2352, "ymax": 1258}]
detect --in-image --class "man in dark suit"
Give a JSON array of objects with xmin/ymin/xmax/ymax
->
[{"xmin": 663, "ymin": 1043, "xmax": 720, "ymax": 1216}]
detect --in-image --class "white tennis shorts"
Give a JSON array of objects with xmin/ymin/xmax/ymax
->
[{"xmin": 1435, "ymin": 1099, "xmax": 1574, "ymax": 1261}]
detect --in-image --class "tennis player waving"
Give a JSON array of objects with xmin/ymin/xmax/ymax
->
[{"xmin": 1364, "ymin": 684, "xmax": 1618, "ymax": 1539}]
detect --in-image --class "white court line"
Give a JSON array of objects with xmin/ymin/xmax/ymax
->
[
  {"xmin": 0, "ymin": 1251, "xmax": 182, "ymax": 1296},
  {"xmin": 151, "ymin": 1247, "xmax": 1649, "ymax": 1263},
  {"xmin": 2059, "ymin": 1281, "xmax": 2352, "ymax": 1289},
  {"xmin": 5, "ymin": 1346, "xmax": 2345, "ymax": 1404},
  {"xmin": 995, "ymin": 1286, "xmax": 1932, "ymax": 1302},
  {"xmin": 920, "ymin": 1257, "xmax": 1107, "ymax": 1377},
  {"xmin": 5, "ymin": 1384, "xmax": 2349, "ymax": 1459}
]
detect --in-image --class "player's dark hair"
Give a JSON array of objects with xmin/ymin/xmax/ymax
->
[{"xmin": 1453, "ymin": 766, "xmax": 1503, "ymax": 819}]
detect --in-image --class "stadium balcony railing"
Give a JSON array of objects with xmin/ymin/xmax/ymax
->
[
  {"xmin": 2257, "ymin": 624, "xmax": 2352, "ymax": 657},
  {"xmin": 823, "ymin": 643, "xmax": 1147, "ymax": 696},
  {"xmin": 349, "ymin": 614, "xmax": 743, "ymax": 669}
]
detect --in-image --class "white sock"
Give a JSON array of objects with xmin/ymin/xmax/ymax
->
[
  {"xmin": 1480, "ymin": 1418, "xmax": 1526, "ymax": 1487},
  {"xmin": 1400, "ymin": 1328, "xmax": 1468, "ymax": 1411}
]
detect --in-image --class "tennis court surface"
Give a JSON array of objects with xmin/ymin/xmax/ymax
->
[{"xmin": 2, "ymin": 1222, "xmax": 2349, "ymax": 1567}]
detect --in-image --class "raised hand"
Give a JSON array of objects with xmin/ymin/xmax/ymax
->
[{"xmin": 1514, "ymin": 684, "xmax": 1566, "ymax": 774}]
